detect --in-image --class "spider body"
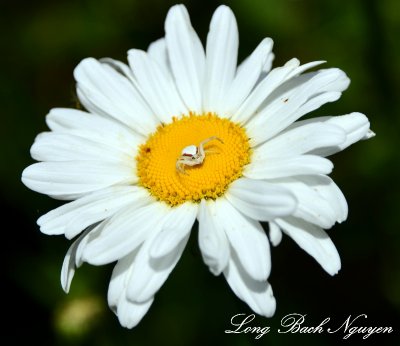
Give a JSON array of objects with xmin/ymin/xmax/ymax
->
[{"xmin": 176, "ymin": 136, "xmax": 223, "ymax": 174}]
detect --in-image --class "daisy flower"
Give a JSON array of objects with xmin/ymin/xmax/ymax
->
[{"xmin": 22, "ymin": 4, "xmax": 374, "ymax": 328}]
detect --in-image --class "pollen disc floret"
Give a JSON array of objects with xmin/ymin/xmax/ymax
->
[{"xmin": 136, "ymin": 113, "xmax": 251, "ymax": 206}]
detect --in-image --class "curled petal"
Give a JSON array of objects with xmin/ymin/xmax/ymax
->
[
  {"xmin": 108, "ymin": 251, "xmax": 154, "ymax": 329},
  {"xmin": 215, "ymin": 198, "xmax": 271, "ymax": 281},
  {"xmin": 224, "ymin": 250, "xmax": 276, "ymax": 317},
  {"xmin": 276, "ymin": 217, "xmax": 341, "ymax": 276},
  {"xmin": 198, "ymin": 200, "xmax": 230, "ymax": 276}
]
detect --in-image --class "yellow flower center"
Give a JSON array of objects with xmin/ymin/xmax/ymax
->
[{"xmin": 136, "ymin": 113, "xmax": 251, "ymax": 206}]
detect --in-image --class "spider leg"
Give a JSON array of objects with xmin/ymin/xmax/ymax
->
[
  {"xmin": 176, "ymin": 160, "xmax": 188, "ymax": 175},
  {"xmin": 204, "ymin": 149, "xmax": 220, "ymax": 155},
  {"xmin": 198, "ymin": 136, "xmax": 224, "ymax": 158}
]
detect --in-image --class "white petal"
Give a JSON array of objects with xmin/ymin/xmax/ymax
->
[
  {"xmin": 225, "ymin": 178, "xmax": 297, "ymax": 221},
  {"xmin": 325, "ymin": 112, "xmax": 373, "ymax": 150},
  {"xmin": 272, "ymin": 175, "xmax": 348, "ymax": 228},
  {"xmin": 263, "ymin": 52, "xmax": 275, "ymax": 73},
  {"xmin": 117, "ymin": 298, "xmax": 153, "ymax": 329},
  {"xmin": 60, "ymin": 228, "xmax": 92, "ymax": 293},
  {"xmin": 147, "ymin": 38, "xmax": 169, "ymax": 76},
  {"xmin": 246, "ymin": 68, "xmax": 350, "ymax": 144},
  {"xmin": 300, "ymin": 175, "xmax": 348, "ymax": 224},
  {"xmin": 294, "ymin": 91, "xmax": 342, "ymax": 117},
  {"xmin": 276, "ymin": 217, "xmax": 341, "ymax": 275},
  {"xmin": 74, "ymin": 58, "xmax": 158, "ymax": 135},
  {"xmin": 232, "ymin": 59, "xmax": 325, "ymax": 123},
  {"xmin": 277, "ymin": 177, "xmax": 334, "ymax": 228},
  {"xmin": 327, "ymin": 112, "xmax": 374, "ymax": 141},
  {"xmin": 108, "ymin": 204, "xmax": 195, "ymax": 307},
  {"xmin": 244, "ymin": 155, "xmax": 333, "ymax": 179},
  {"xmin": 291, "ymin": 112, "xmax": 373, "ymax": 157},
  {"xmin": 203, "ymin": 5, "xmax": 238, "ymax": 113},
  {"xmin": 128, "ymin": 49, "xmax": 187, "ymax": 122},
  {"xmin": 252, "ymin": 122, "xmax": 346, "ymax": 160},
  {"xmin": 285, "ymin": 60, "xmax": 329, "ymax": 80},
  {"xmin": 21, "ymin": 161, "xmax": 135, "ymax": 199},
  {"xmin": 268, "ymin": 222, "xmax": 282, "ymax": 247},
  {"xmin": 165, "ymin": 5, "xmax": 205, "ymax": 112},
  {"xmin": 108, "ymin": 251, "xmax": 154, "ymax": 329},
  {"xmin": 38, "ymin": 186, "xmax": 149, "ymax": 239},
  {"xmin": 46, "ymin": 107, "xmax": 127, "ymax": 133},
  {"xmin": 222, "ymin": 38, "xmax": 273, "ymax": 117},
  {"xmin": 126, "ymin": 230, "xmax": 189, "ymax": 303},
  {"xmin": 150, "ymin": 203, "xmax": 197, "ymax": 258},
  {"xmin": 45, "ymin": 108, "xmax": 142, "ymax": 156},
  {"xmin": 99, "ymin": 58, "xmax": 136, "ymax": 83},
  {"xmin": 266, "ymin": 66, "xmax": 347, "ymax": 105},
  {"xmin": 223, "ymin": 251, "xmax": 276, "ymax": 317},
  {"xmin": 30, "ymin": 132, "xmax": 131, "ymax": 163},
  {"xmin": 61, "ymin": 246, "xmax": 76, "ymax": 293},
  {"xmin": 255, "ymin": 53, "xmax": 276, "ymax": 84},
  {"xmin": 197, "ymin": 200, "xmax": 230, "ymax": 276},
  {"xmin": 108, "ymin": 249, "xmax": 138, "ymax": 309},
  {"xmin": 215, "ymin": 198, "xmax": 271, "ymax": 281},
  {"xmin": 82, "ymin": 202, "xmax": 169, "ymax": 265}
]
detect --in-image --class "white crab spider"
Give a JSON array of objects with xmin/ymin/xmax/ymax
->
[{"xmin": 176, "ymin": 136, "xmax": 223, "ymax": 174}]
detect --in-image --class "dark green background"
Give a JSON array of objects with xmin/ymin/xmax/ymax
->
[{"xmin": 1, "ymin": 0, "xmax": 399, "ymax": 345}]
